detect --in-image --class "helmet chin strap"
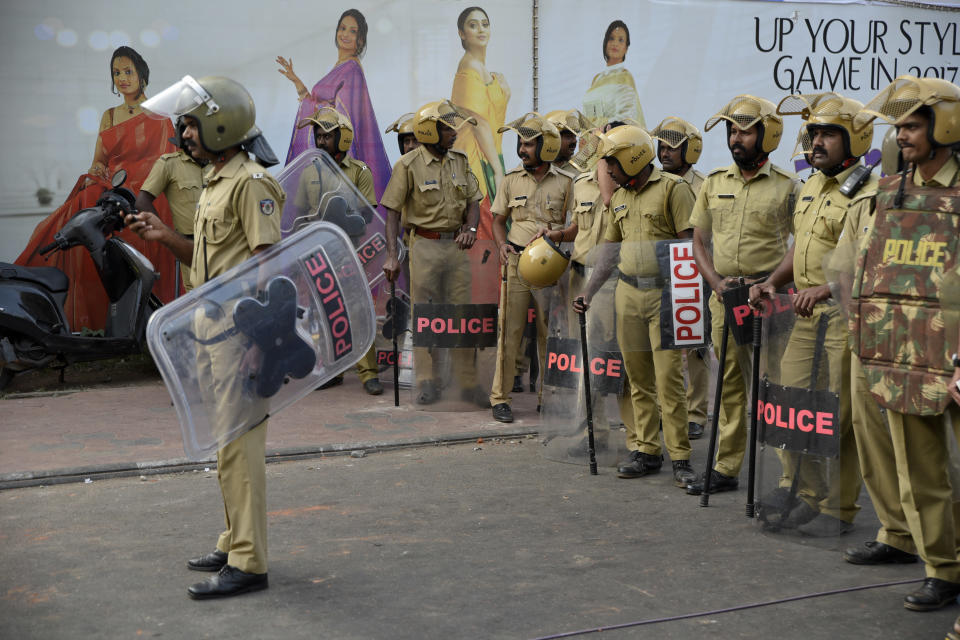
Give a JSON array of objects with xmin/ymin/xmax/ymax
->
[
  {"xmin": 733, "ymin": 153, "xmax": 768, "ymax": 171},
  {"xmin": 821, "ymin": 156, "xmax": 858, "ymax": 177}
]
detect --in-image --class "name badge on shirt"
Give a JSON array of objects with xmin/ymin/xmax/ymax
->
[
  {"xmin": 801, "ymin": 196, "xmax": 814, "ymax": 202},
  {"xmin": 513, "ymin": 195, "xmax": 527, "ymax": 202},
  {"xmin": 424, "ymin": 180, "xmax": 438, "ymax": 186},
  {"xmin": 581, "ymin": 201, "xmax": 594, "ymax": 207},
  {"xmin": 717, "ymin": 194, "xmax": 735, "ymax": 199},
  {"xmin": 613, "ymin": 204, "xmax": 627, "ymax": 213}
]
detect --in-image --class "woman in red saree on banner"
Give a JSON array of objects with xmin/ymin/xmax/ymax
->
[
  {"xmin": 276, "ymin": 8, "xmax": 391, "ymax": 202},
  {"xmin": 15, "ymin": 46, "xmax": 177, "ymax": 332}
]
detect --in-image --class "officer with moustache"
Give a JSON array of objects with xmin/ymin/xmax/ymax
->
[
  {"xmin": 849, "ymin": 76, "xmax": 960, "ymax": 612},
  {"xmin": 687, "ymin": 95, "xmax": 801, "ymax": 495},
  {"xmin": 489, "ymin": 113, "xmax": 574, "ymax": 423},
  {"xmin": 650, "ymin": 117, "xmax": 710, "ymax": 441},
  {"xmin": 128, "ymin": 76, "xmax": 283, "ymax": 599},
  {"xmin": 750, "ymin": 93, "xmax": 875, "ymax": 536},
  {"xmin": 381, "ymin": 101, "xmax": 486, "ymax": 406},
  {"xmin": 296, "ymin": 107, "xmax": 382, "ymax": 395}
]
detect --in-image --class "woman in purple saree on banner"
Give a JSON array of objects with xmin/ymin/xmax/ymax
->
[{"xmin": 276, "ymin": 8, "xmax": 390, "ymax": 202}]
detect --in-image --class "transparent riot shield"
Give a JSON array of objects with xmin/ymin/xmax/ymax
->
[
  {"xmin": 277, "ymin": 149, "xmax": 404, "ymax": 290},
  {"xmin": 146, "ymin": 222, "xmax": 375, "ymax": 460},
  {"xmin": 406, "ymin": 236, "xmax": 499, "ymax": 411},
  {"xmin": 752, "ymin": 293, "xmax": 857, "ymax": 534},
  {"xmin": 373, "ymin": 282, "xmax": 413, "ymax": 391},
  {"xmin": 539, "ymin": 255, "xmax": 628, "ymax": 468}
]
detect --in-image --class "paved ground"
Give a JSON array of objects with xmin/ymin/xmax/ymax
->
[{"xmin": 0, "ymin": 371, "xmax": 955, "ymax": 638}]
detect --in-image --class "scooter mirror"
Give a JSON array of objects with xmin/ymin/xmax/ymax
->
[{"xmin": 111, "ymin": 169, "xmax": 127, "ymax": 189}]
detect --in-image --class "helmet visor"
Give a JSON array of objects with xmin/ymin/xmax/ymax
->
[
  {"xmin": 705, "ymin": 96, "xmax": 767, "ymax": 132},
  {"xmin": 142, "ymin": 75, "xmax": 220, "ymax": 121},
  {"xmin": 855, "ymin": 77, "xmax": 924, "ymax": 129},
  {"xmin": 650, "ymin": 117, "xmax": 690, "ymax": 149}
]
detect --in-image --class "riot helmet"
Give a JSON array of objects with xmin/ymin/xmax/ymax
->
[
  {"xmin": 778, "ymin": 92, "xmax": 873, "ymax": 163},
  {"xmin": 705, "ymin": 95, "xmax": 783, "ymax": 154},
  {"xmin": 297, "ymin": 106, "xmax": 354, "ymax": 156},
  {"xmin": 413, "ymin": 100, "xmax": 476, "ymax": 145},
  {"xmin": 855, "ymin": 75, "xmax": 960, "ymax": 148},
  {"xmin": 650, "ymin": 116, "xmax": 703, "ymax": 165},
  {"xmin": 599, "ymin": 124, "xmax": 655, "ymax": 178},
  {"xmin": 385, "ymin": 112, "xmax": 417, "ymax": 155},
  {"xmin": 499, "ymin": 113, "xmax": 562, "ymax": 164},
  {"xmin": 517, "ymin": 235, "xmax": 570, "ymax": 288}
]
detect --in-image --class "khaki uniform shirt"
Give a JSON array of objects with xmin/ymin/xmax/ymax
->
[
  {"xmin": 492, "ymin": 164, "xmax": 574, "ymax": 246},
  {"xmin": 570, "ymin": 167, "xmax": 610, "ymax": 265},
  {"xmin": 792, "ymin": 162, "xmax": 879, "ymax": 290},
  {"xmin": 141, "ymin": 150, "xmax": 204, "ymax": 236},
  {"xmin": 681, "ymin": 167, "xmax": 706, "ymax": 196},
  {"xmin": 690, "ymin": 162, "xmax": 801, "ymax": 277},
  {"xmin": 190, "ymin": 152, "xmax": 284, "ymax": 288},
  {"xmin": 294, "ymin": 154, "xmax": 376, "ymax": 214},
  {"xmin": 380, "ymin": 146, "xmax": 480, "ymax": 231},
  {"xmin": 604, "ymin": 167, "xmax": 695, "ymax": 277}
]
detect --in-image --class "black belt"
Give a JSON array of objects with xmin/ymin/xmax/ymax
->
[
  {"xmin": 618, "ymin": 272, "xmax": 664, "ymax": 290},
  {"xmin": 571, "ymin": 260, "xmax": 585, "ymax": 276},
  {"xmin": 717, "ymin": 272, "xmax": 770, "ymax": 282},
  {"xmin": 508, "ymin": 241, "xmax": 525, "ymax": 253}
]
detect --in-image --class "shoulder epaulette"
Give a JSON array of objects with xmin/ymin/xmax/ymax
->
[
  {"xmin": 506, "ymin": 165, "xmax": 526, "ymax": 175},
  {"xmin": 399, "ymin": 148, "xmax": 422, "ymax": 168},
  {"xmin": 707, "ymin": 166, "xmax": 728, "ymax": 177},
  {"xmin": 849, "ymin": 187, "xmax": 878, "ymax": 207},
  {"xmin": 448, "ymin": 148, "xmax": 468, "ymax": 159},
  {"xmin": 771, "ymin": 165, "xmax": 801, "ymax": 181},
  {"xmin": 553, "ymin": 166, "xmax": 576, "ymax": 180},
  {"xmin": 157, "ymin": 151, "xmax": 179, "ymax": 161},
  {"xmin": 574, "ymin": 172, "xmax": 594, "ymax": 183}
]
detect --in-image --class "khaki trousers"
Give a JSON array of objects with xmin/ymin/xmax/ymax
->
[{"xmin": 708, "ymin": 295, "xmax": 753, "ymax": 476}]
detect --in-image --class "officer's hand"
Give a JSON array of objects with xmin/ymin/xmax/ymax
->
[
  {"xmin": 949, "ymin": 365, "xmax": 960, "ymax": 407},
  {"xmin": 748, "ymin": 282, "xmax": 776, "ymax": 309},
  {"xmin": 793, "ymin": 284, "xmax": 832, "ymax": 318},
  {"xmin": 713, "ymin": 276, "xmax": 738, "ymax": 302},
  {"xmin": 125, "ymin": 211, "xmax": 170, "ymax": 244},
  {"xmin": 498, "ymin": 242, "xmax": 518, "ymax": 265},
  {"xmin": 240, "ymin": 343, "xmax": 262, "ymax": 381},
  {"xmin": 455, "ymin": 228, "xmax": 476, "ymax": 250},
  {"xmin": 382, "ymin": 256, "xmax": 402, "ymax": 283},
  {"xmin": 573, "ymin": 295, "xmax": 590, "ymax": 313}
]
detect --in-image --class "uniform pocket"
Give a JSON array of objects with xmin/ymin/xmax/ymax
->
[
  {"xmin": 417, "ymin": 181, "xmax": 442, "ymax": 207},
  {"xmin": 202, "ymin": 210, "xmax": 236, "ymax": 245}
]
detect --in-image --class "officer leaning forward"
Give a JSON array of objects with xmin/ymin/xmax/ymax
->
[
  {"xmin": 297, "ymin": 107, "xmax": 383, "ymax": 395},
  {"xmin": 750, "ymin": 92, "xmax": 875, "ymax": 536},
  {"xmin": 128, "ymin": 76, "xmax": 284, "ymax": 599},
  {"xmin": 490, "ymin": 113, "xmax": 574, "ymax": 423},
  {"xmin": 650, "ymin": 116, "xmax": 710, "ymax": 442},
  {"xmin": 381, "ymin": 100, "xmax": 487, "ymax": 407},
  {"xmin": 574, "ymin": 125, "xmax": 697, "ymax": 486},
  {"xmin": 850, "ymin": 76, "xmax": 960, "ymax": 613},
  {"xmin": 688, "ymin": 95, "xmax": 801, "ymax": 495},
  {"xmin": 136, "ymin": 117, "xmax": 206, "ymax": 293}
]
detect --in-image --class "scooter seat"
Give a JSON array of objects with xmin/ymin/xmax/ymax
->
[{"xmin": 0, "ymin": 262, "xmax": 69, "ymax": 293}]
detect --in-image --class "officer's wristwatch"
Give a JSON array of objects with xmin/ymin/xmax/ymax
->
[
  {"xmin": 467, "ymin": 226, "xmax": 477, "ymax": 233},
  {"xmin": 952, "ymin": 353, "xmax": 960, "ymax": 368}
]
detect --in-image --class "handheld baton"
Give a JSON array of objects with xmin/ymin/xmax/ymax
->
[
  {"xmin": 745, "ymin": 313, "xmax": 762, "ymax": 517},
  {"xmin": 577, "ymin": 301, "xmax": 598, "ymax": 475},
  {"xmin": 700, "ymin": 318, "xmax": 729, "ymax": 506},
  {"xmin": 391, "ymin": 281, "xmax": 399, "ymax": 407}
]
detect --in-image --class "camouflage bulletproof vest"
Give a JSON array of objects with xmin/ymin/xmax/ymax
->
[{"xmin": 850, "ymin": 172, "xmax": 960, "ymax": 415}]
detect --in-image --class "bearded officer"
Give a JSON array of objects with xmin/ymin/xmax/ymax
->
[
  {"xmin": 545, "ymin": 109, "xmax": 593, "ymax": 175},
  {"xmin": 688, "ymin": 95, "xmax": 801, "ymax": 494},
  {"xmin": 574, "ymin": 125, "xmax": 697, "ymax": 486},
  {"xmin": 849, "ymin": 76, "xmax": 960, "ymax": 612},
  {"xmin": 296, "ymin": 107, "xmax": 382, "ymax": 395},
  {"xmin": 381, "ymin": 100, "xmax": 486, "ymax": 406},
  {"xmin": 489, "ymin": 113, "xmax": 574, "ymax": 423},
  {"xmin": 128, "ymin": 76, "xmax": 283, "ymax": 598},
  {"xmin": 136, "ymin": 118, "xmax": 205, "ymax": 292},
  {"xmin": 750, "ymin": 93, "xmax": 875, "ymax": 536},
  {"xmin": 650, "ymin": 116, "xmax": 710, "ymax": 441}
]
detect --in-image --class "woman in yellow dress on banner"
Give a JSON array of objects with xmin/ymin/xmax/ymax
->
[
  {"xmin": 450, "ymin": 6, "xmax": 509, "ymax": 241},
  {"xmin": 583, "ymin": 20, "xmax": 646, "ymax": 129}
]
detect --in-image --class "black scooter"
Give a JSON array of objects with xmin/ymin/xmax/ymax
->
[{"xmin": 0, "ymin": 170, "xmax": 160, "ymax": 390}]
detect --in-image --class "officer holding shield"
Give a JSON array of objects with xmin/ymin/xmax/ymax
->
[
  {"xmin": 381, "ymin": 100, "xmax": 485, "ymax": 406},
  {"xmin": 848, "ymin": 76, "xmax": 960, "ymax": 612},
  {"xmin": 128, "ymin": 76, "xmax": 283, "ymax": 599},
  {"xmin": 490, "ymin": 113, "xmax": 574, "ymax": 423},
  {"xmin": 651, "ymin": 117, "xmax": 710, "ymax": 441},
  {"xmin": 574, "ymin": 125, "xmax": 697, "ymax": 486},
  {"xmin": 296, "ymin": 107, "xmax": 382, "ymax": 395},
  {"xmin": 750, "ymin": 93, "xmax": 875, "ymax": 536},
  {"xmin": 688, "ymin": 95, "xmax": 801, "ymax": 494}
]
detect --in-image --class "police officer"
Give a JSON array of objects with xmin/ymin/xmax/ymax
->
[
  {"xmin": 545, "ymin": 109, "xmax": 592, "ymax": 175},
  {"xmin": 688, "ymin": 95, "xmax": 801, "ymax": 494},
  {"xmin": 385, "ymin": 112, "xmax": 420, "ymax": 156},
  {"xmin": 490, "ymin": 113, "xmax": 574, "ymax": 423},
  {"xmin": 750, "ymin": 93, "xmax": 875, "ymax": 536},
  {"xmin": 136, "ymin": 118, "xmax": 205, "ymax": 292},
  {"xmin": 849, "ymin": 76, "xmax": 960, "ymax": 611},
  {"xmin": 540, "ymin": 129, "xmax": 635, "ymax": 453},
  {"xmin": 840, "ymin": 127, "xmax": 919, "ymax": 565},
  {"xmin": 574, "ymin": 125, "xmax": 697, "ymax": 485},
  {"xmin": 128, "ymin": 76, "xmax": 283, "ymax": 598},
  {"xmin": 381, "ymin": 100, "xmax": 486, "ymax": 406},
  {"xmin": 650, "ymin": 116, "xmax": 710, "ymax": 440},
  {"xmin": 297, "ymin": 107, "xmax": 382, "ymax": 395}
]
